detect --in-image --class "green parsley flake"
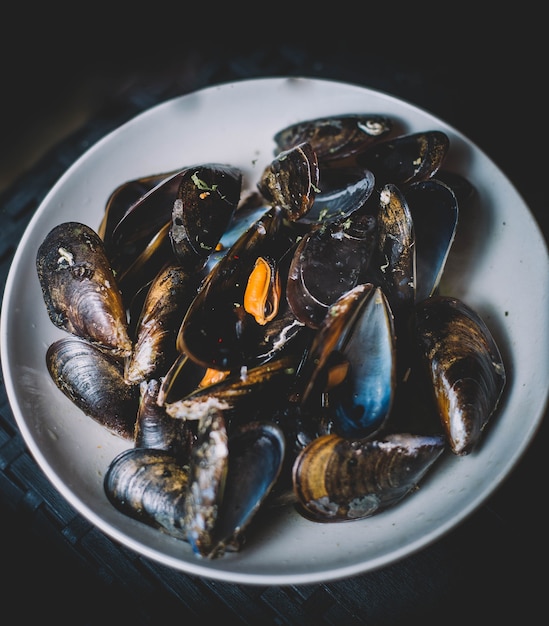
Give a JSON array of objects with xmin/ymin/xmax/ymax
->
[{"xmin": 191, "ymin": 172, "xmax": 218, "ymax": 193}]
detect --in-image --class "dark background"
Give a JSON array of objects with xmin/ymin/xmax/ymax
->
[
  {"xmin": 1, "ymin": 9, "xmax": 547, "ymax": 625},
  {"xmin": 2, "ymin": 11, "xmax": 547, "ymax": 238}
]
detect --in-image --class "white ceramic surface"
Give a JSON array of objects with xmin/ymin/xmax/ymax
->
[{"xmin": 1, "ymin": 77, "xmax": 548, "ymax": 585}]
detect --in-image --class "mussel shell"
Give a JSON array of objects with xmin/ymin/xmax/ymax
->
[
  {"xmin": 98, "ymin": 169, "xmax": 179, "ymax": 245},
  {"xmin": 209, "ymin": 421, "xmax": 286, "ymax": 556},
  {"xmin": 404, "ymin": 179, "xmax": 459, "ymax": 303},
  {"xmin": 134, "ymin": 379, "xmax": 196, "ymax": 461},
  {"xmin": 184, "ymin": 406, "xmax": 229, "ymax": 557},
  {"xmin": 294, "ymin": 283, "xmax": 396, "ymax": 439},
  {"xmin": 257, "ymin": 142, "xmax": 319, "ymax": 222},
  {"xmin": 46, "ymin": 336, "xmax": 138, "ymax": 439},
  {"xmin": 36, "ymin": 221, "xmax": 132, "ymax": 357},
  {"xmin": 107, "ymin": 169, "xmax": 187, "ymax": 275},
  {"xmin": 292, "ymin": 432, "xmax": 446, "ymax": 522},
  {"xmin": 299, "ymin": 166, "xmax": 375, "ymax": 225},
  {"xmin": 368, "ymin": 184, "xmax": 416, "ymax": 322},
  {"xmin": 163, "ymin": 353, "xmax": 300, "ymax": 423},
  {"xmin": 106, "ymin": 164, "xmax": 242, "ymax": 277},
  {"xmin": 327, "ymin": 285, "xmax": 396, "ymax": 438},
  {"xmin": 273, "ymin": 114, "xmax": 393, "ymax": 162},
  {"xmin": 414, "ymin": 295, "xmax": 506, "ymax": 455},
  {"xmin": 186, "ymin": 418, "xmax": 286, "ymax": 558},
  {"xmin": 116, "ymin": 221, "xmax": 174, "ymax": 308},
  {"xmin": 356, "ymin": 130, "xmax": 450, "ymax": 187},
  {"xmin": 104, "ymin": 447, "xmax": 189, "ymax": 539},
  {"xmin": 169, "ymin": 163, "xmax": 243, "ymax": 265},
  {"xmin": 286, "ymin": 209, "xmax": 378, "ymax": 328},
  {"xmin": 124, "ymin": 262, "xmax": 199, "ymax": 385},
  {"xmin": 177, "ymin": 206, "xmax": 304, "ymax": 371}
]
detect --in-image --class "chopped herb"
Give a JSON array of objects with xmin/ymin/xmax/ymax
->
[
  {"xmin": 318, "ymin": 207, "xmax": 329, "ymax": 221},
  {"xmin": 191, "ymin": 172, "xmax": 218, "ymax": 193}
]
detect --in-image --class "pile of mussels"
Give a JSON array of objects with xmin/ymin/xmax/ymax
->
[{"xmin": 36, "ymin": 114, "xmax": 506, "ymax": 559}]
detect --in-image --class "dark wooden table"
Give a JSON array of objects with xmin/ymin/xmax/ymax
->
[{"xmin": 1, "ymin": 24, "xmax": 547, "ymax": 625}]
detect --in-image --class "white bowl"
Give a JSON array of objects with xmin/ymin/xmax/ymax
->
[{"xmin": 2, "ymin": 77, "xmax": 548, "ymax": 585}]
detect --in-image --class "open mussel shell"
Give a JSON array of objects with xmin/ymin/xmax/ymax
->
[
  {"xmin": 208, "ymin": 420, "xmax": 286, "ymax": 555},
  {"xmin": 183, "ymin": 406, "xmax": 229, "ymax": 557},
  {"xmin": 107, "ymin": 164, "xmax": 242, "ymax": 277},
  {"xmin": 157, "ymin": 352, "xmax": 217, "ymax": 408},
  {"xmin": 169, "ymin": 163, "xmax": 243, "ymax": 265},
  {"xmin": 203, "ymin": 192, "xmax": 270, "ymax": 274},
  {"xmin": 98, "ymin": 169, "xmax": 179, "ymax": 244},
  {"xmin": 414, "ymin": 295, "xmax": 506, "ymax": 456},
  {"xmin": 300, "ymin": 166, "xmax": 375, "ymax": 225},
  {"xmin": 106, "ymin": 169, "xmax": 187, "ymax": 274},
  {"xmin": 273, "ymin": 113, "xmax": 393, "ymax": 162},
  {"xmin": 292, "ymin": 432, "xmax": 446, "ymax": 522},
  {"xmin": 434, "ymin": 170, "xmax": 476, "ymax": 205},
  {"xmin": 162, "ymin": 353, "xmax": 301, "ymax": 423},
  {"xmin": 46, "ymin": 336, "xmax": 139, "ymax": 439},
  {"xmin": 116, "ymin": 221, "xmax": 174, "ymax": 308},
  {"xmin": 356, "ymin": 130, "xmax": 450, "ymax": 187},
  {"xmin": 177, "ymin": 206, "xmax": 304, "ymax": 371},
  {"xmin": 36, "ymin": 221, "xmax": 132, "ymax": 357},
  {"xmin": 326, "ymin": 286, "xmax": 396, "ymax": 439},
  {"xmin": 404, "ymin": 178, "xmax": 459, "ymax": 303},
  {"xmin": 116, "ymin": 164, "xmax": 242, "ymax": 312},
  {"xmin": 185, "ymin": 415, "xmax": 286, "ymax": 558},
  {"xmin": 286, "ymin": 208, "xmax": 378, "ymax": 328},
  {"xmin": 104, "ymin": 447, "xmax": 190, "ymax": 540},
  {"xmin": 257, "ymin": 142, "xmax": 319, "ymax": 221},
  {"xmin": 293, "ymin": 283, "xmax": 396, "ymax": 439}
]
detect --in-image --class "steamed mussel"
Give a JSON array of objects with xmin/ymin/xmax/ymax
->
[
  {"xmin": 37, "ymin": 221, "xmax": 132, "ymax": 358},
  {"xmin": 35, "ymin": 112, "xmax": 507, "ymax": 559},
  {"xmin": 46, "ymin": 335, "xmax": 138, "ymax": 439},
  {"xmin": 292, "ymin": 432, "xmax": 446, "ymax": 522},
  {"xmin": 414, "ymin": 295, "xmax": 506, "ymax": 456}
]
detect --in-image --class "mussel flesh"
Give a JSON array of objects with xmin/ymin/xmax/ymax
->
[{"xmin": 176, "ymin": 205, "xmax": 305, "ymax": 371}]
